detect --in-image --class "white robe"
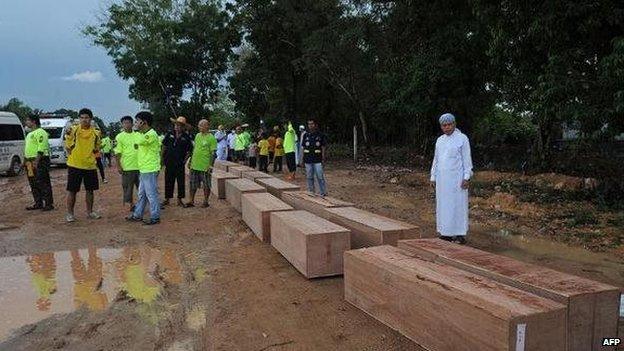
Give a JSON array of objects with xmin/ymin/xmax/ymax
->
[
  {"xmin": 215, "ymin": 130, "xmax": 228, "ymax": 160},
  {"xmin": 430, "ymin": 129, "xmax": 473, "ymax": 236}
]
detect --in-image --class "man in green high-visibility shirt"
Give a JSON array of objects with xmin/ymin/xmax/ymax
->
[
  {"xmin": 126, "ymin": 111, "xmax": 162, "ymax": 225},
  {"xmin": 234, "ymin": 125, "xmax": 246, "ymax": 162},
  {"xmin": 24, "ymin": 114, "xmax": 54, "ymax": 211},
  {"xmin": 186, "ymin": 119, "xmax": 217, "ymax": 208},
  {"xmin": 283, "ymin": 121, "xmax": 297, "ymax": 180},
  {"xmin": 114, "ymin": 115, "xmax": 141, "ymax": 214},
  {"xmin": 101, "ymin": 133, "xmax": 113, "ymax": 168}
]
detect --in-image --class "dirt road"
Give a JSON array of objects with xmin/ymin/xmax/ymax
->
[{"xmin": 0, "ymin": 163, "xmax": 621, "ymax": 350}]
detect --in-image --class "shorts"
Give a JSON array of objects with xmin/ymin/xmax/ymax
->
[
  {"xmin": 67, "ymin": 166, "xmax": 99, "ymax": 192},
  {"xmin": 190, "ymin": 169, "xmax": 211, "ymax": 193},
  {"xmin": 122, "ymin": 170, "xmax": 140, "ymax": 203}
]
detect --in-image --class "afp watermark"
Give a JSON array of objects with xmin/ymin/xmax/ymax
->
[{"xmin": 602, "ymin": 338, "xmax": 621, "ymax": 347}]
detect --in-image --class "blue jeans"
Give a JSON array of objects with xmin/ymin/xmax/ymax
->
[
  {"xmin": 295, "ymin": 142, "xmax": 300, "ymax": 166},
  {"xmin": 305, "ymin": 163, "xmax": 326, "ymax": 196},
  {"xmin": 133, "ymin": 172, "xmax": 160, "ymax": 220}
]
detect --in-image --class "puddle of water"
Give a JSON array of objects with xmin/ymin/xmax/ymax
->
[
  {"xmin": 0, "ymin": 245, "xmax": 192, "ymax": 341},
  {"xmin": 486, "ymin": 232, "xmax": 624, "ymax": 286}
]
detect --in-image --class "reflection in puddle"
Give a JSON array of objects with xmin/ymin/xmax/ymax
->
[{"xmin": 0, "ymin": 245, "xmax": 192, "ymax": 340}]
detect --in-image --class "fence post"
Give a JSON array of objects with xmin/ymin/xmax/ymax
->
[{"xmin": 353, "ymin": 125, "xmax": 358, "ymax": 163}]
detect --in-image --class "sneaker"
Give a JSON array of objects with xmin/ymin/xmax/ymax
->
[
  {"xmin": 454, "ymin": 236, "xmax": 467, "ymax": 245},
  {"xmin": 126, "ymin": 215, "xmax": 143, "ymax": 222},
  {"xmin": 439, "ymin": 235, "xmax": 454, "ymax": 242},
  {"xmin": 143, "ymin": 218, "xmax": 160, "ymax": 225},
  {"xmin": 87, "ymin": 212, "xmax": 102, "ymax": 219},
  {"xmin": 41, "ymin": 205, "xmax": 55, "ymax": 212},
  {"xmin": 66, "ymin": 213, "xmax": 76, "ymax": 223},
  {"xmin": 26, "ymin": 204, "xmax": 43, "ymax": 211},
  {"xmin": 103, "ymin": 179, "xmax": 109, "ymax": 184},
  {"xmin": 201, "ymin": 202, "xmax": 210, "ymax": 208}
]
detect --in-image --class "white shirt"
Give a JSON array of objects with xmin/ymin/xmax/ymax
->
[
  {"xmin": 215, "ymin": 130, "xmax": 228, "ymax": 148},
  {"xmin": 227, "ymin": 132, "xmax": 236, "ymax": 149}
]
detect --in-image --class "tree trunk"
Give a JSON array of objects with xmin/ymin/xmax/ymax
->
[
  {"xmin": 358, "ymin": 111, "xmax": 371, "ymax": 151},
  {"xmin": 533, "ymin": 117, "xmax": 554, "ymax": 171}
]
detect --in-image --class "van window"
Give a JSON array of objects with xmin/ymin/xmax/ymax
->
[
  {"xmin": 0, "ymin": 125, "xmax": 25, "ymax": 141},
  {"xmin": 43, "ymin": 127, "xmax": 63, "ymax": 139}
]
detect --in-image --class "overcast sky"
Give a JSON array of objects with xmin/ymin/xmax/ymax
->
[{"xmin": 0, "ymin": 0, "xmax": 142, "ymax": 123}]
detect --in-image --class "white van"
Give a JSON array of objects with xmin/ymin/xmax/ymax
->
[
  {"xmin": 40, "ymin": 115, "xmax": 71, "ymax": 165},
  {"xmin": 0, "ymin": 111, "xmax": 26, "ymax": 176}
]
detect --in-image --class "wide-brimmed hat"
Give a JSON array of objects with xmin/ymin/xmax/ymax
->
[{"xmin": 170, "ymin": 116, "xmax": 188, "ymax": 125}]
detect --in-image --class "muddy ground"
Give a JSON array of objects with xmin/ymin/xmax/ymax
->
[{"xmin": 0, "ymin": 162, "xmax": 622, "ymax": 350}]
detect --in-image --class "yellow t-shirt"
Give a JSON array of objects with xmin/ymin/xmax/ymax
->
[
  {"xmin": 274, "ymin": 137, "xmax": 284, "ymax": 157},
  {"xmin": 65, "ymin": 126, "xmax": 100, "ymax": 170},
  {"xmin": 258, "ymin": 139, "xmax": 269, "ymax": 156}
]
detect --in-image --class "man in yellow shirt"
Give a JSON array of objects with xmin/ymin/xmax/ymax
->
[
  {"xmin": 114, "ymin": 115, "xmax": 140, "ymax": 213},
  {"xmin": 273, "ymin": 134, "xmax": 284, "ymax": 173},
  {"xmin": 24, "ymin": 114, "xmax": 54, "ymax": 211},
  {"xmin": 127, "ymin": 111, "xmax": 162, "ymax": 225},
  {"xmin": 64, "ymin": 108, "xmax": 101, "ymax": 223},
  {"xmin": 258, "ymin": 132, "xmax": 269, "ymax": 172}
]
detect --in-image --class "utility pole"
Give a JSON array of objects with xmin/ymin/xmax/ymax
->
[{"xmin": 353, "ymin": 125, "xmax": 358, "ymax": 163}]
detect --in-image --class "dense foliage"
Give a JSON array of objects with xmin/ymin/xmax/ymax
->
[{"xmin": 83, "ymin": 0, "xmax": 624, "ymax": 167}]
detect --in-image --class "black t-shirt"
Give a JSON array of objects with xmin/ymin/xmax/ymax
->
[
  {"xmin": 302, "ymin": 131, "xmax": 327, "ymax": 164},
  {"xmin": 162, "ymin": 131, "xmax": 193, "ymax": 166}
]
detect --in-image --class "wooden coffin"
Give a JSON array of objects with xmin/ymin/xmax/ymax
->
[
  {"xmin": 256, "ymin": 178, "xmax": 300, "ymax": 198},
  {"xmin": 344, "ymin": 245, "xmax": 567, "ymax": 351},
  {"xmin": 225, "ymin": 178, "xmax": 266, "ymax": 212},
  {"xmin": 211, "ymin": 170, "xmax": 239, "ymax": 199},
  {"xmin": 323, "ymin": 207, "xmax": 422, "ymax": 248},
  {"xmin": 281, "ymin": 191, "xmax": 353, "ymax": 219},
  {"xmin": 271, "ymin": 210, "xmax": 350, "ymax": 278},
  {"xmin": 397, "ymin": 239, "xmax": 621, "ymax": 351},
  {"xmin": 241, "ymin": 192, "xmax": 293, "ymax": 242}
]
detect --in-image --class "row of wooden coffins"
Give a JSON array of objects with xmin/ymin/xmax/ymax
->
[{"xmin": 212, "ymin": 160, "xmax": 621, "ymax": 351}]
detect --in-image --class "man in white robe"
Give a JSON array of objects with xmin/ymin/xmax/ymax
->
[
  {"xmin": 215, "ymin": 124, "xmax": 228, "ymax": 161},
  {"xmin": 430, "ymin": 113, "xmax": 473, "ymax": 244}
]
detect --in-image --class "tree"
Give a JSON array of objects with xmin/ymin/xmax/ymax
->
[
  {"xmin": 1, "ymin": 98, "xmax": 34, "ymax": 122},
  {"xmin": 473, "ymin": 0, "xmax": 624, "ymax": 166},
  {"xmin": 107, "ymin": 121, "xmax": 122, "ymax": 138},
  {"xmin": 85, "ymin": 0, "xmax": 240, "ymax": 125}
]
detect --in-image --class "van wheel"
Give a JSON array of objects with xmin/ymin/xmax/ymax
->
[{"xmin": 7, "ymin": 157, "xmax": 22, "ymax": 176}]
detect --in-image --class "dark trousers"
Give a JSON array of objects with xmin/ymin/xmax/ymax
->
[
  {"xmin": 285, "ymin": 152, "xmax": 296, "ymax": 172},
  {"xmin": 104, "ymin": 153, "xmax": 112, "ymax": 167},
  {"xmin": 227, "ymin": 148, "xmax": 235, "ymax": 161},
  {"xmin": 249, "ymin": 156, "xmax": 257, "ymax": 169},
  {"xmin": 96, "ymin": 157, "xmax": 106, "ymax": 180},
  {"xmin": 165, "ymin": 164, "xmax": 185, "ymax": 199},
  {"xmin": 259, "ymin": 155, "xmax": 269, "ymax": 172},
  {"xmin": 27, "ymin": 157, "xmax": 53, "ymax": 206},
  {"xmin": 273, "ymin": 155, "xmax": 283, "ymax": 172}
]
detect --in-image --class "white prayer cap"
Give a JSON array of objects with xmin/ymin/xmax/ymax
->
[
  {"xmin": 299, "ymin": 125, "xmax": 305, "ymax": 130},
  {"xmin": 439, "ymin": 113, "xmax": 456, "ymax": 124}
]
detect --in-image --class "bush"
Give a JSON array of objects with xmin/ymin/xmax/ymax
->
[{"xmin": 473, "ymin": 106, "xmax": 537, "ymax": 146}]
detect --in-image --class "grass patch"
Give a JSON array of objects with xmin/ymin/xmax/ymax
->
[{"xmin": 562, "ymin": 210, "xmax": 599, "ymax": 227}]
